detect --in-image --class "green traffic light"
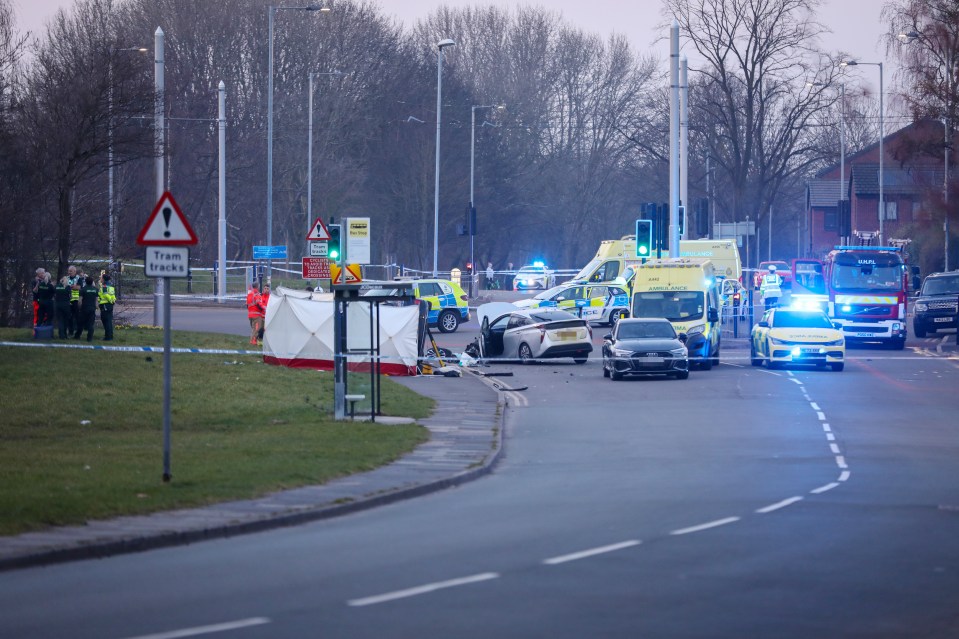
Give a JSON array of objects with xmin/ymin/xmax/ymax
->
[
  {"xmin": 329, "ymin": 249, "xmax": 339, "ymax": 260},
  {"xmin": 639, "ymin": 246, "xmax": 648, "ymax": 256}
]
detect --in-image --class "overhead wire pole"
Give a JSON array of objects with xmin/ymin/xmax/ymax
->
[
  {"xmin": 433, "ymin": 39, "xmax": 455, "ymax": 277},
  {"xmin": 680, "ymin": 55, "xmax": 688, "ymax": 241},
  {"xmin": 218, "ymin": 81, "xmax": 227, "ymax": 303},
  {"xmin": 669, "ymin": 21, "xmax": 681, "ymax": 253},
  {"xmin": 153, "ymin": 27, "xmax": 164, "ymax": 327}
]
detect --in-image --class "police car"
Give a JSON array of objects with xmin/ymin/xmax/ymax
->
[
  {"xmin": 514, "ymin": 282, "xmax": 630, "ymax": 325},
  {"xmin": 512, "ymin": 262, "xmax": 555, "ymax": 291},
  {"xmin": 366, "ymin": 278, "xmax": 469, "ymax": 333},
  {"xmin": 750, "ymin": 307, "xmax": 845, "ymax": 371}
]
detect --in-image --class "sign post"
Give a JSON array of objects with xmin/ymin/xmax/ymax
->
[{"xmin": 137, "ymin": 191, "xmax": 197, "ymax": 483}]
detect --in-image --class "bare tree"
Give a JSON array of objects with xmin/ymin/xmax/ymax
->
[{"xmin": 664, "ymin": 0, "xmax": 841, "ymax": 262}]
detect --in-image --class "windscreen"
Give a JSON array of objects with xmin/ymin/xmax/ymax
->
[
  {"xmin": 632, "ymin": 291, "xmax": 704, "ymax": 322},
  {"xmin": 831, "ymin": 255, "xmax": 903, "ymax": 291},
  {"xmin": 616, "ymin": 321, "xmax": 676, "ymax": 340},
  {"xmin": 921, "ymin": 276, "xmax": 959, "ymax": 296},
  {"xmin": 529, "ymin": 309, "xmax": 579, "ymax": 323},
  {"xmin": 773, "ymin": 311, "xmax": 834, "ymax": 329}
]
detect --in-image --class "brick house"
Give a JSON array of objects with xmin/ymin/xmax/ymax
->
[{"xmin": 805, "ymin": 119, "xmax": 948, "ymax": 257}]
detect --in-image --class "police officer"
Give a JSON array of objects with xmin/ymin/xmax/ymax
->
[
  {"xmin": 76, "ymin": 275, "xmax": 99, "ymax": 341},
  {"xmin": 760, "ymin": 264, "xmax": 783, "ymax": 311},
  {"xmin": 98, "ymin": 273, "xmax": 117, "ymax": 340},
  {"xmin": 54, "ymin": 276, "xmax": 72, "ymax": 338},
  {"xmin": 36, "ymin": 272, "xmax": 55, "ymax": 326},
  {"xmin": 66, "ymin": 265, "xmax": 83, "ymax": 335}
]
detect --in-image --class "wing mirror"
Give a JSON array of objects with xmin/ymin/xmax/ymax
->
[
  {"xmin": 758, "ymin": 320, "xmax": 769, "ymax": 328},
  {"xmin": 708, "ymin": 309, "xmax": 719, "ymax": 323},
  {"xmin": 603, "ymin": 333, "xmax": 613, "ymax": 341},
  {"xmin": 833, "ymin": 321, "xmax": 843, "ymax": 330},
  {"xmin": 678, "ymin": 332, "xmax": 688, "ymax": 343}
]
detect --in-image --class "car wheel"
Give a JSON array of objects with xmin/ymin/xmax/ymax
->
[
  {"xmin": 675, "ymin": 370, "xmax": 689, "ymax": 380},
  {"xmin": 610, "ymin": 369, "xmax": 623, "ymax": 380},
  {"xmin": 891, "ymin": 338, "xmax": 906, "ymax": 350},
  {"xmin": 608, "ymin": 309, "xmax": 624, "ymax": 325},
  {"xmin": 831, "ymin": 362, "xmax": 844, "ymax": 372},
  {"xmin": 573, "ymin": 354, "xmax": 589, "ymax": 364},
  {"xmin": 750, "ymin": 343, "xmax": 762, "ymax": 366},
  {"xmin": 437, "ymin": 310, "xmax": 459, "ymax": 333},
  {"xmin": 699, "ymin": 353, "xmax": 712, "ymax": 370},
  {"xmin": 914, "ymin": 323, "xmax": 926, "ymax": 338},
  {"xmin": 603, "ymin": 360, "xmax": 610, "ymax": 377},
  {"xmin": 519, "ymin": 343, "xmax": 534, "ymax": 364}
]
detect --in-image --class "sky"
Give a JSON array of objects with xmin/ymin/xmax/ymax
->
[{"xmin": 13, "ymin": 0, "xmax": 896, "ymax": 99}]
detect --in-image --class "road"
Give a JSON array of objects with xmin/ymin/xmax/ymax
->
[{"xmin": 3, "ymin": 299, "xmax": 958, "ymax": 638}]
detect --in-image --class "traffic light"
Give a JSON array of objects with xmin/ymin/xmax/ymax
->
[
  {"xmin": 838, "ymin": 199, "xmax": 851, "ymax": 237},
  {"xmin": 678, "ymin": 205, "xmax": 686, "ymax": 237},
  {"xmin": 696, "ymin": 197, "xmax": 709, "ymax": 237},
  {"xmin": 328, "ymin": 224, "xmax": 341, "ymax": 262},
  {"xmin": 636, "ymin": 219, "xmax": 654, "ymax": 258}
]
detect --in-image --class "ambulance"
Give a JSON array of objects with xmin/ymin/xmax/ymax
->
[
  {"xmin": 574, "ymin": 237, "xmax": 743, "ymax": 286},
  {"xmin": 629, "ymin": 258, "xmax": 722, "ymax": 369}
]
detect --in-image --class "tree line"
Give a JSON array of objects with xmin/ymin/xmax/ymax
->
[{"xmin": 3, "ymin": 0, "xmax": 938, "ymax": 325}]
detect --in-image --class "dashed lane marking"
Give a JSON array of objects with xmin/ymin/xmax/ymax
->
[
  {"xmin": 756, "ymin": 496, "xmax": 804, "ymax": 514},
  {"xmin": 348, "ymin": 573, "xmax": 499, "ymax": 607},
  {"xmin": 811, "ymin": 482, "xmax": 840, "ymax": 494},
  {"xmin": 543, "ymin": 540, "xmax": 641, "ymax": 565},
  {"xmin": 670, "ymin": 517, "xmax": 740, "ymax": 536},
  {"xmin": 121, "ymin": 617, "xmax": 271, "ymax": 639}
]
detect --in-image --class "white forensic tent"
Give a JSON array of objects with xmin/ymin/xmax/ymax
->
[{"xmin": 262, "ymin": 287, "xmax": 420, "ymax": 376}]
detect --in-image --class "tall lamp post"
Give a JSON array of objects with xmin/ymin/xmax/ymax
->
[
  {"xmin": 900, "ymin": 30, "xmax": 952, "ymax": 271},
  {"xmin": 267, "ymin": 3, "xmax": 329, "ymax": 286},
  {"xmin": 469, "ymin": 103, "xmax": 504, "ymax": 297},
  {"xmin": 841, "ymin": 59, "xmax": 884, "ymax": 245},
  {"xmin": 108, "ymin": 46, "xmax": 147, "ymax": 276},
  {"xmin": 432, "ymin": 38, "xmax": 455, "ymax": 277}
]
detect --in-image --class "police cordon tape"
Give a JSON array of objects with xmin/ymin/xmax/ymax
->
[{"xmin": 0, "ymin": 341, "xmax": 260, "ymax": 355}]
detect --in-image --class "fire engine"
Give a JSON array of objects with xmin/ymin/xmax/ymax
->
[{"xmin": 810, "ymin": 246, "xmax": 909, "ymax": 349}]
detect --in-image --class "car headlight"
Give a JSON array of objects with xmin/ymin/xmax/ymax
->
[
  {"xmin": 611, "ymin": 348, "xmax": 632, "ymax": 358},
  {"xmin": 669, "ymin": 347, "xmax": 687, "ymax": 357},
  {"xmin": 686, "ymin": 325, "xmax": 705, "ymax": 337},
  {"xmin": 769, "ymin": 336, "xmax": 788, "ymax": 345},
  {"xmin": 823, "ymin": 339, "xmax": 844, "ymax": 346},
  {"xmin": 915, "ymin": 302, "xmax": 928, "ymax": 312}
]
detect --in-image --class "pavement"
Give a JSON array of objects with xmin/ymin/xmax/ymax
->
[{"xmin": 0, "ymin": 370, "xmax": 507, "ymax": 572}]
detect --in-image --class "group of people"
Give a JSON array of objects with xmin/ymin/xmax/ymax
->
[
  {"xmin": 246, "ymin": 281, "xmax": 271, "ymax": 345},
  {"xmin": 32, "ymin": 265, "xmax": 116, "ymax": 341}
]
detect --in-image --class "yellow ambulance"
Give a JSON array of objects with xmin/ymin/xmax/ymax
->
[
  {"xmin": 574, "ymin": 237, "xmax": 743, "ymax": 285},
  {"xmin": 629, "ymin": 258, "xmax": 722, "ymax": 370}
]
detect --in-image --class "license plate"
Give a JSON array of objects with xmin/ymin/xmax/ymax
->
[
  {"xmin": 934, "ymin": 317, "xmax": 954, "ymax": 323},
  {"xmin": 637, "ymin": 356, "xmax": 664, "ymax": 364},
  {"xmin": 555, "ymin": 330, "xmax": 577, "ymax": 341},
  {"xmin": 854, "ymin": 332, "xmax": 877, "ymax": 338},
  {"xmin": 801, "ymin": 348, "xmax": 822, "ymax": 354}
]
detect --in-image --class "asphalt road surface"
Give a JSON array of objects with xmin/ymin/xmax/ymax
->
[{"xmin": 3, "ymin": 299, "xmax": 958, "ymax": 638}]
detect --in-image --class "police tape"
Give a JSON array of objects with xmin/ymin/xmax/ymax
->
[{"xmin": 0, "ymin": 341, "xmax": 260, "ymax": 355}]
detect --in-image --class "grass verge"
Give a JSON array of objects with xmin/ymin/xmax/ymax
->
[{"xmin": 0, "ymin": 327, "xmax": 433, "ymax": 536}]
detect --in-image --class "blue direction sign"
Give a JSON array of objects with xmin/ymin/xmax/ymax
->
[{"xmin": 253, "ymin": 245, "xmax": 287, "ymax": 260}]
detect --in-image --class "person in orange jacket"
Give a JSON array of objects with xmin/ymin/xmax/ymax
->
[
  {"xmin": 257, "ymin": 285, "xmax": 271, "ymax": 342},
  {"xmin": 247, "ymin": 281, "xmax": 264, "ymax": 345}
]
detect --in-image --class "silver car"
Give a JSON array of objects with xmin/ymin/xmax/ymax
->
[{"xmin": 478, "ymin": 303, "xmax": 593, "ymax": 364}]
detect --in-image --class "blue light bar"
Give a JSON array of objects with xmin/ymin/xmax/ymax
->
[{"xmin": 833, "ymin": 245, "xmax": 902, "ymax": 252}]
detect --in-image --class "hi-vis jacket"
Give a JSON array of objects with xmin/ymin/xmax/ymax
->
[{"xmin": 760, "ymin": 273, "xmax": 783, "ymax": 298}]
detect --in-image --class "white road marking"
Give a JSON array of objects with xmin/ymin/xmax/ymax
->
[
  {"xmin": 670, "ymin": 517, "xmax": 740, "ymax": 536},
  {"xmin": 756, "ymin": 496, "xmax": 804, "ymax": 514},
  {"xmin": 122, "ymin": 618, "xmax": 271, "ymax": 639},
  {"xmin": 826, "ymin": 432, "xmax": 835, "ymax": 441},
  {"xmin": 811, "ymin": 482, "xmax": 840, "ymax": 494},
  {"xmin": 810, "ymin": 402, "xmax": 820, "ymax": 411},
  {"xmin": 822, "ymin": 423, "xmax": 831, "ymax": 432},
  {"xmin": 543, "ymin": 540, "xmax": 641, "ymax": 565},
  {"xmin": 816, "ymin": 411, "xmax": 827, "ymax": 421},
  {"xmin": 789, "ymin": 378, "xmax": 802, "ymax": 385},
  {"xmin": 347, "ymin": 573, "xmax": 499, "ymax": 607},
  {"xmin": 835, "ymin": 456, "xmax": 848, "ymax": 469},
  {"xmin": 829, "ymin": 443, "xmax": 841, "ymax": 455},
  {"xmin": 838, "ymin": 470, "xmax": 851, "ymax": 482}
]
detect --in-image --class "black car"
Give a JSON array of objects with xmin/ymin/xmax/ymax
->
[
  {"xmin": 913, "ymin": 272, "xmax": 959, "ymax": 337},
  {"xmin": 602, "ymin": 317, "xmax": 689, "ymax": 380}
]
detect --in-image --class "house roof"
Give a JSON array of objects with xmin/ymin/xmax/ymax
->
[
  {"xmin": 807, "ymin": 178, "xmax": 845, "ymax": 207},
  {"xmin": 850, "ymin": 164, "xmax": 944, "ymax": 196}
]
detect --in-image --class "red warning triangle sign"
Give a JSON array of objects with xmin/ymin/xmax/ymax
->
[
  {"xmin": 137, "ymin": 191, "xmax": 198, "ymax": 246},
  {"xmin": 307, "ymin": 217, "xmax": 332, "ymax": 241}
]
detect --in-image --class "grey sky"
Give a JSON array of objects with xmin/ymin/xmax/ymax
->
[{"xmin": 14, "ymin": 0, "xmax": 896, "ymax": 107}]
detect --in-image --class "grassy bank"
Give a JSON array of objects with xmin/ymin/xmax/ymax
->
[{"xmin": 0, "ymin": 327, "xmax": 432, "ymax": 536}]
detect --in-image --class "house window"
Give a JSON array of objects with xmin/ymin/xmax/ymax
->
[
  {"xmin": 824, "ymin": 209, "xmax": 837, "ymax": 231},
  {"xmin": 881, "ymin": 201, "xmax": 898, "ymax": 221}
]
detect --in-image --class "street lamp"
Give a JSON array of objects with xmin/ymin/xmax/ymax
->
[
  {"xmin": 469, "ymin": 103, "xmax": 504, "ymax": 297},
  {"xmin": 307, "ymin": 70, "xmax": 342, "ymax": 253},
  {"xmin": 108, "ymin": 46, "xmax": 147, "ymax": 274},
  {"xmin": 267, "ymin": 4, "xmax": 326, "ymax": 286},
  {"xmin": 841, "ymin": 59, "xmax": 885, "ymax": 244},
  {"xmin": 899, "ymin": 29, "xmax": 952, "ymax": 271},
  {"xmin": 432, "ymin": 38, "xmax": 455, "ymax": 277}
]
